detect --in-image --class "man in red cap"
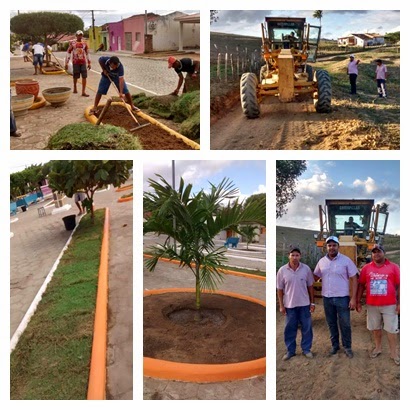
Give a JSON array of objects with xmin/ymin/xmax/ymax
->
[
  {"xmin": 168, "ymin": 56, "xmax": 200, "ymax": 95},
  {"xmin": 357, "ymin": 244, "xmax": 400, "ymax": 365}
]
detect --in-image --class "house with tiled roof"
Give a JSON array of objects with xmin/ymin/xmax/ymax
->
[{"xmin": 337, "ymin": 33, "xmax": 385, "ymax": 47}]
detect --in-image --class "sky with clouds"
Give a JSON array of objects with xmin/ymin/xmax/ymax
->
[
  {"xmin": 277, "ymin": 160, "xmax": 400, "ymax": 235},
  {"xmin": 211, "ymin": 10, "xmax": 400, "ymax": 40},
  {"xmin": 143, "ymin": 160, "xmax": 266, "ymax": 204},
  {"xmin": 10, "ymin": 10, "xmax": 199, "ymax": 28}
]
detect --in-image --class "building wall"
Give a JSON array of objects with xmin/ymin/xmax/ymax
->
[
  {"xmin": 88, "ymin": 26, "xmax": 102, "ymax": 51},
  {"xmin": 108, "ymin": 21, "xmax": 124, "ymax": 52},
  {"xmin": 149, "ymin": 12, "xmax": 200, "ymax": 51},
  {"xmin": 123, "ymin": 16, "xmax": 145, "ymax": 53}
]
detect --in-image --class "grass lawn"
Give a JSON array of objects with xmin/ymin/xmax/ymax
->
[{"xmin": 10, "ymin": 210, "xmax": 105, "ymax": 400}]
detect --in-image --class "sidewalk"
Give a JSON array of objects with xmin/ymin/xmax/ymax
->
[{"xmin": 143, "ymin": 259, "xmax": 266, "ymax": 400}]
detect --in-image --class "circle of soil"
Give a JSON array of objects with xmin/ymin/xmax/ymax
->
[
  {"xmin": 94, "ymin": 105, "xmax": 192, "ymax": 150},
  {"xmin": 144, "ymin": 291, "xmax": 266, "ymax": 364}
]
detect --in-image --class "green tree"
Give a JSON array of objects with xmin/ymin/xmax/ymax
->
[
  {"xmin": 10, "ymin": 163, "xmax": 48, "ymax": 200},
  {"xmin": 46, "ymin": 160, "xmax": 132, "ymax": 219},
  {"xmin": 144, "ymin": 176, "xmax": 266, "ymax": 310},
  {"xmin": 10, "ymin": 11, "xmax": 84, "ymax": 63},
  {"xmin": 384, "ymin": 32, "xmax": 400, "ymax": 44},
  {"xmin": 239, "ymin": 225, "xmax": 259, "ymax": 250},
  {"xmin": 244, "ymin": 192, "xmax": 266, "ymax": 210},
  {"xmin": 210, "ymin": 10, "xmax": 219, "ymax": 24},
  {"xmin": 276, "ymin": 160, "xmax": 307, "ymax": 219},
  {"xmin": 313, "ymin": 10, "xmax": 323, "ymax": 26}
]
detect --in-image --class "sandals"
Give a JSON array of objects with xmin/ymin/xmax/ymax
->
[{"xmin": 370, "ymin": 350, "xmax": 382, "ymax": 358}]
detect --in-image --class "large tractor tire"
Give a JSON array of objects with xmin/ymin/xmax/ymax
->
[
  {"xmin": 314, "ymin": 69, "xmax": 332, "ymax": 113},
  {"xmin": 240, "ymin": 72, "xmax": 260, "ymax": 119}
]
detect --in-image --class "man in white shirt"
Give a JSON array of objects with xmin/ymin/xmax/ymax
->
[{"xmin": 32, "ymin": 42, "xmax": 45, "ymax": 75}]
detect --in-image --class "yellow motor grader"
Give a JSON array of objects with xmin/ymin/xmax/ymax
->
[{"xmin": 240, "ymin": 17, "xmax": 331, "ymax": 118}]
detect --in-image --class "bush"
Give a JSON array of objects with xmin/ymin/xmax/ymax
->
[{"xmin": 46, "ymin": 123, "xmax": 143, "ymax": 150}]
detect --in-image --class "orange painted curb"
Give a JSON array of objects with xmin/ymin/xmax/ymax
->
[
  {"xmin": 118, "ymin": 196, "xmax": 133, "ymax": 203},
  {"xmin": 115, "ymin": 184, "xmax": 133, "ymax": 192},
  {"xmin": 87, "ymin": 208, "xmax": 110, "ymax": 400},
  {"xmin": 143, "ymin": 254, "xmax": 266, "ymax": 281},
  {"xmin": 144, "ymin": 288, "xmax": 266, "ymax": 382}
]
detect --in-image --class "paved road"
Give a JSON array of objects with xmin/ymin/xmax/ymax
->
[
  {"xmin": 143, "ymin": 233, "xmax": 266, "ymax": 272},
  {"xmin": 10, "ymin": 181, "xmax": 133, "ymax": 399}
]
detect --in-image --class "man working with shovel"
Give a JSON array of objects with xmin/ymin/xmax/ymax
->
[
  {"xmin": 168, "ymin": 56, "xmax": 200, "ymax": 95},
  {"xmin": 90, "ymin": 55, "xmax": 139, "ymax": 114}
]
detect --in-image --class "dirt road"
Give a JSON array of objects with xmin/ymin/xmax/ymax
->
[{"xmin": 210, "ymin": 93, "xmax": 399, "ymax": 150}]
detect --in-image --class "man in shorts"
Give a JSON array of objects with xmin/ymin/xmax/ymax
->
[
  {"xmin": 65, "ymin": 30, "xmax": 91, "ymax": 96},
  {"xmin": 357, "ymin": 244, "xmax": 400, "ymax": 365},
  {"xmin": 168, "ymin": 56, "xmax": 200, "ymax": 95},
  {"xmin": 74, "ymin": 191, "xmax": 86, "ymax": 215},
  {"xmin": 90, "ymin": 55, "xmax": 139, "ymax": 114}
]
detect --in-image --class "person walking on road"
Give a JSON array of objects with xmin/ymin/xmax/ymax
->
[
  {"xmin": 314, "ymin": 236, "xmax": 358, "ymax": 358},
  {"xmin": 74, "ymin": 191, "xmax": 86, "ymax": 215},
  {"xmin": 357, "ymin": 244, "xmax": 400, "ymax": 365},
  {"xmin": 277, "ymin": 248, "xmax": 316, "ymax": 361},
  {"xmin": 65, "ymin": 30, "xmax": 91, "ymax": 97},
  {"xmin": 375, "ymin": 59, "xmax": 388, "ymax": 98},
  {"xmin": 347, "ymin": 54, "xmax": 360, "ymax": 95},
  {"xmin": 32, "ymin": 42, "xmax": 45, "ymax": 75},
  {"xmin": 168, "ymin": 56, "xmax": 200, "ymax": 95},
  {"xmin": 90, "ymin": 56, "xmax": 139, "ymax": 114}
]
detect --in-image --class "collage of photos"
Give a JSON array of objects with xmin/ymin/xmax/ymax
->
[{"xmin": 7, "ymin": 7, "xmax": 401, "ymax": 404}]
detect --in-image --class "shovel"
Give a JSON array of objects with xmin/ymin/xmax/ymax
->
[{"xmin": 107, "ymin": 75, "xmax": 150, "ymax": 131}]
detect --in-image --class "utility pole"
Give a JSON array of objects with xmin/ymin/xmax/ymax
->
[
  {"xmin": 91, "ymin": 10, "xmax": 96, "ymax": 49},
  {"xmin": 144, "ymin": 10, "xmax": 148, "ymax": 54}
]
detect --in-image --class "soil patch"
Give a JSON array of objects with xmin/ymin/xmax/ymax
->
[
  {"xmin": 95, "ymin": 105, "xmax": 193, "ymax": 150},
  {"xmin": 276, "ymin": 303, "xmax": 400, "ymax": 400},
  {"xmin": 144, "ymin": 292, "xmax": 266, "ymax": 364}
]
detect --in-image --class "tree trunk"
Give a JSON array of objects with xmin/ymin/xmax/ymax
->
[{"xmin": 195, "ymin": 268, "xmax": 201, "ymax": 310}]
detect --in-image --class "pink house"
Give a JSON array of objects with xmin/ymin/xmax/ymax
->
[
  {"xmin": 107, "ymin": 21, "xmax": 124, "ymax": 52},
  {"xmin": 123, "ymin": 13, "xmax": 159, "ymax": 53}
]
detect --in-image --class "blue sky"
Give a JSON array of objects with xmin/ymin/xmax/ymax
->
[
  {"xmin": 211, "ymin": 10, "xmax": 400, "ymax": 40},
  {"xmin": 278, "ymin": 160, "xmax": 400, "ymax": 235},
  {"xmin": 143, "ymin": 160, "xmax": 266, "ymax": 202}
]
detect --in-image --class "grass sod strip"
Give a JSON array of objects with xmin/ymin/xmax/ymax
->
[{"xmin": 10, "ymin": 210, "xmax": 105, "ymax": 400}]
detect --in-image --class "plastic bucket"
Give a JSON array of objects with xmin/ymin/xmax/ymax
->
[{"xmin": 62, "ymin": 214, "xmax": 76, "ymax": 231}]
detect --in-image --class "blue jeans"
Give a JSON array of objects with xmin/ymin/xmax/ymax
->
[
  {"xmin": 377, "ymin": 79, "xmax": 387, "ymax": 97},
  {"xmin": 284, "ymin": 305, "xmax": 313, "ymax": 355},
  {"xmin": 323, "ymin": 296, "xmax": 351, "ymax": 349}
]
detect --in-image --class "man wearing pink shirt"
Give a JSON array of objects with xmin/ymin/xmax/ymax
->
[
  {"xmin": 347, "ymin": 54, "xmax": 360, "ymax": 95},
  {"xmin": 357, "ymin": 244, "xmax": 400, "ymax": 365},
  {"xmin": 277, "ymin": 248, "xmax": 315, "ymax": 361},
  {"xmin": 375, "ymin": 59, "xmax": 388, "ymax": 98},
  {"xmin": 314, "ymin": 236, "xmax": 358, "ymax": 358}
]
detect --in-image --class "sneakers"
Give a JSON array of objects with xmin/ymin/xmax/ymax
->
[
  {"xmin": 329, "ymin": 346, "xmax": 340, "ymax": 356},
  {"xmin": 303, "ymin": 351, "xmax": 314, "ymax": 359},
  {"xmin": 345, "ymin": 349, "xmax": 354, "ymax": 359},
  {"xmin": 282, "ymin": 352, "xmax": 295, "ymax": 361}
]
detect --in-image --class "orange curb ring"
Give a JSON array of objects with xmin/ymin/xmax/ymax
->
[
  {"xmin": 118, "ymin": 195, "xmax": 133, "ymax": 203},
  {"xmin": 116, "ymin": 184, "xmax": 133, "ymax": 192},
  {"xmin": 87, "ymin": 208, "xmax": 110, "ymax": 400},
  {"xmin": 144, "ymin": 288, "xmax": 266, "ymax": 382},
  {"xmin": 143, "ymin": 254, "xmax": 266, "ymax": 282}
]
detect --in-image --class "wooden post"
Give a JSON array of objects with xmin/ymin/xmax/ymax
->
[
  {"xmin": 217, "ymin": 53, "xmax": 221, "ymax": 81},
  {"xmin": 277, "ymin": 50, "xmax": 295, "ymax": 102},
  {"xmin": 95, "ymin": 99, "xmax": 112, "ymax": 125}
]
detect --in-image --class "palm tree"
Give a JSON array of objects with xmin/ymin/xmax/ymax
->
[
  {"xmin": 144, "ymin": 175, "xmax": 266, "ymax": 310},
  {"xmin": 240, "ymin": 225, "xmax": 259, "ymax": 250},
  {"xmin": 313, "ymin": 10, "xmax": 323, "ymax": 27}
]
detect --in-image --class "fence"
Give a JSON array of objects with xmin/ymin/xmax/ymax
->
[
  {"xmin": 276, "ymin": 242, "xmax": 322, "ymax": 271},
  {"xmin": 211, "ymin": 44, "xmax": 263, "ymax": 82}
]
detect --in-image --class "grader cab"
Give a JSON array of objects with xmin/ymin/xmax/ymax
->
[
  {"xmin": 240, "ymin": 16, "xmax": 331, "ymax": 118},
  {"xmin": 314, "ymin": 199, "xmax": 389, "ymax": 268}
]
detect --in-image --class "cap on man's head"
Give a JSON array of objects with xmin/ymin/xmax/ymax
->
[
  {"xmin": 350, "ymin": 54, "xmax": 355, "ymax": 58},
  {"xmin": 326, "ymin": 236, "xmax": 339, "ymax": 244},
  {"xmin": 76, "ymin": 30, "xmax": 84, "ymax": 36},
  {"xmin": 372, "ymin": 244, "xmax": 385, "ymax": 253},
  {"xmin": 289, "ymin": 247, "xmax": 301, "ymax": 254},
  {"xmin": 168, "ymin": 56, "xmax": 177, "ymax": 68}
]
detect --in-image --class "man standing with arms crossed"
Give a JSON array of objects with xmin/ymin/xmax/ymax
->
[
  {"xmin": 357, "ymin": 244, "xmax": 400, "ymax": 365},
  {"xmin": 277, "ymin": 248, "xmax": 315, "ymax": 361},
  {"xmin": 65, "ymin": 30, "xmax": 91, "ymax": 97},
  {"xmin": 314, "ymin": 236, "xmax": 358, "ymax": 358}
]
